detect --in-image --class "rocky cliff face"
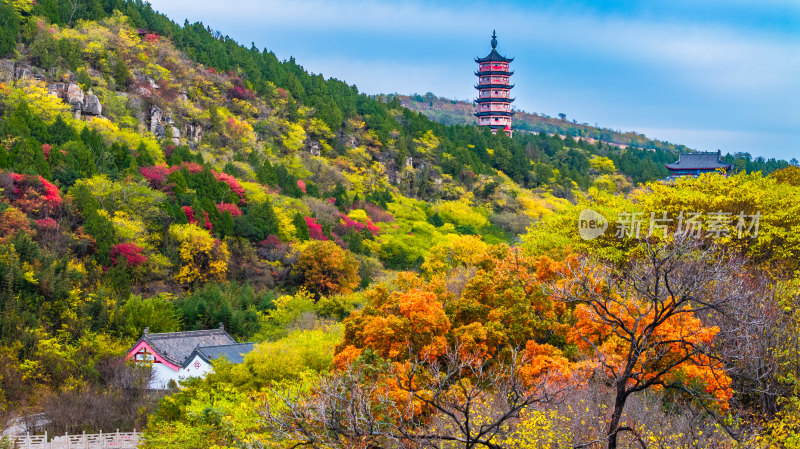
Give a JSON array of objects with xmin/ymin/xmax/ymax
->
[
  {"xmin": 149, "ymin": 105, "xmax": 164, "ymax": 138},
  {"xmin": 1, "ymin": 58, "xmax": 200, "ymax": 146},
  {"xmin": 2, "ymin": 59, "xmax": 102, "ymax": 119},
  {"xmin": 47, "ymin": 82, "xmax": 102, "ymax": 117}
]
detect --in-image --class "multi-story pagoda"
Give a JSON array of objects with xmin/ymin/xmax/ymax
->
[{"xmin": 475, "ymin": 30, "xmax": 514, "ymax": 137}]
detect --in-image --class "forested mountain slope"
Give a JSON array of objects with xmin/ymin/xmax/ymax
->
[
  {"xmin": 1, "ymin": 1, "xmax": 800, "ymax": 447},
  {"xmin": 0, "ymin": 0, "xmax": 595, "ymax": 424},
  {"xmin": 397, "ymin": 93, "xmax": 792, "ymax": 178}
]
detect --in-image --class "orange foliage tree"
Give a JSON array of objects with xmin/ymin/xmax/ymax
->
[
  {"xmin": 337, "ymin": 244, "xmax": 576, "ymax": 369},
  {"xmin": 554, "ymin": 237, "xmax": 745, "ymax": 449},
  {"xmin": 337, "ymin": 276, "xmax": 450, "ymax": 364},
  {"xmin": 447, "ymin": 244, "xmax": 573, "ymax": 358},
  {"xmin": 295, "ymin": 240, "xmax": 360, "ymax": 298}
]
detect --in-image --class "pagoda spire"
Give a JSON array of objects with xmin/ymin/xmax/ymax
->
[{"xmin": 474, "ymin": 31, "xmax": 514, "ymax": 137}]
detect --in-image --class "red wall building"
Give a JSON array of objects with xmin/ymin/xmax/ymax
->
[{"xmin": 475, "ymin": 31, "xmax": 514, "ymax": 137}]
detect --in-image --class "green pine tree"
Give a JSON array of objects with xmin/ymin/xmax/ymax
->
[{"xmin": 293, "ymin": 212, "xmax": 309, "ymax": 241}]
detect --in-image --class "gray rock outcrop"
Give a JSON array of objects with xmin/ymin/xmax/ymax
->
[
  {"xmin": 47, "ymin": 82, "xmax": 65, "ymax": 96},
  {"xmin": 14, "ymin": 65, "xmax": 33, "ymax": 80},
  {"xmin": 149, "ymin": 105, "xmax": 164, "ymax": 139},
  {"xmin": 185, "ymin": 123, "xmax": 204, "ymax": 145},
  {"xmin": 48, "ymin": 82, "xmax": 87, "ymax": 113},
  {"xmin": 82, "ymin": 90, "xmax": 102, "ymax": 116},
  {"xmin": 133, "ymin": 74, "xmax": 158, "ymax": 98},
  {"xmin": 164, "ymin": 114, "xmax": 180, "ymax": 144},
  {"xmin": 65, "ymin": 83, "xmax": 84, "ymax": 107},
  {"xmin": 169, "ymin": 125, "xmax": 181, "ymax": 145},
  {"xmin": 307, "ymin": 140, "xmax": 321, "ymax": 156},
  {"xmin": 0, "ymin": 59, "xmax": 14, "ymax": 82}
]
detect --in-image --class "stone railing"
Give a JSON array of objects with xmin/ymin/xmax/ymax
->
[{"xmin": 7, "ymin": 430, "xmax": 139, "ymax": 449}]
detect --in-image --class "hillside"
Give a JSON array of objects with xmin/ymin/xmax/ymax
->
[
  {"xmin": 1, "ymin": 1, "xmax": 800, "ymax": 448},
  {"xmin": 0, "ymin": 0, "xmax": 604, "ymax": 427},
  {"xmin": 396, "ymin": 93, "xmax": 793, "ymax": 175},
  {"xmin": 396, "ymin": 93, "xmax": 693, "ymax": 152}
]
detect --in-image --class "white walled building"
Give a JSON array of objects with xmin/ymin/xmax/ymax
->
[{"xmin": 126, "ymin": 325, "xmax": 254, "ymax": 389}]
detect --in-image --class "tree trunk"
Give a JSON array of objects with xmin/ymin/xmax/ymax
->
[{"xmin": 607, "ymin": 384, "xmax": 628, "ymax": 449}]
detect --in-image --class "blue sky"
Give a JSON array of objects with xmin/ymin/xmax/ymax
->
[{"xmin": 147, "ymin": 0, "xmax": 799, "ymax": 160}]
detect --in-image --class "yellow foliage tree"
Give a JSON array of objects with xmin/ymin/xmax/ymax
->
[
  {"xmin": 413, "ymin": 130, "xmax": 440, "ymax": 158},
  {"xmin": 590, "ymin": 155, "xmax": 616, "ymax": 174},
  {"xmin": 433, "ymin": 197, "xmax": 489, "ymax": 230},
  {"xmin": 169, "ymin": 224, "xmax": 229, "ymax": 285},
  {"xmin": 4, "ymin": 80, "xmax": 70, "ymax": 123},
  {"xmin": 421, "ymin": 234, "xmax": 488, "ymax": 277},
  {"xmin": 282, "ymin": 122, "xmax": 307, "ymax": 153}
]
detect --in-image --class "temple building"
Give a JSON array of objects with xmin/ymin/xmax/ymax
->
[
  {"xmin": 665, "ymin": 150, "xmax": 732, "ymax": 179},
  {"xmin": 475, "ymin": 31, "xmax": 514, "ymax": 137},
  {"xmin": 126, "ymin": 325, "xmax": 254, "ymax": 389}
]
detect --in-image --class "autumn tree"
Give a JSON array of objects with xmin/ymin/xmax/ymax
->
[
  {"xmin": 771, "ymin": 166, "xmax": 800, "ymax": 186},
  {"xmin": 554, "ymin": 237, "xmax": 748, "ymax": 449},
  {"xmin": 295, "ymin": 240, "xmax": 360, "ymax": 297},
  {"xmin": 337, "ymin": 283, "xmax": 450, "ymax": 362},
  {"xmin": 339, "ymin": 243, "xmax": 573, "ymax": 364},
  {"xmin": 262, "ymin": 345, "xmax": 575, "ymax": 449},
  {"xmin": 0, "ymin": 206, "xmax": 34, "ymax": 243},
  {"xmin": 440, "ymin": 242, "xmax": 573, "ymax": 359},
  {"xmin": 169, "ymin": 224, "xmax": 229, "ymax": 285}
]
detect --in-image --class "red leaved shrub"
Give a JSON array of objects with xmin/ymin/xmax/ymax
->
[
  {"xmin": 365, "ymin": 220, "xmax": 380, "ymax": 236},
  {"xmin": 38, "ymin": 176, "xmax": 62, "ymax": 208},
  {"xmin": 213, "ymin": 171, "xmax": 245, "ymax": 201},
  {"xmin": 176, "ymin": 162, "xmax": 203, "ymax": 174},
  {"xmin": 7, "ymin": 174, "xmax": 62, "ymax": 215},
  {"xmin": 227, "ymin": 82, "xmax": 256, "ymax": 101},
  {"xmin": 111, "ymin": 243, "xmax": 147, "ymax": 267},
  {"xmin": 340, "ymin": 213, "xmax": 365, "ymax": 231},
  {"xmin": 183, "ymin": 206, "xmax": 196, "ymax": 224},
  {"xmin": 139, "ymin": 165, "xmax": 170, "ymax": 188},
  {"xmin": 35, "ymin": 217, "xmax": 58, "ymax": 231},
  {"xmin": 362, "ymin": 202, "xmax": 395, "ymax": 223},
  {"xmin": 305, "ymin": 216, "xmax": 327, "ymax": 241},
  {"xmin": 216, "ymin": 202, "xmax": 242, "ymax": 218}
]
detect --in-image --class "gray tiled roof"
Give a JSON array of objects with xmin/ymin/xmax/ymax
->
[
  {"xmin": 666, "ymin": 151, "xmax": 732, "ymax": 170},
  {"xmin": 475, "ymin": 48, "xmax": 514, "ymax": 63},
  {"xmin": 186, "ymin": 342, "xmax": 256, "ymax": 367},
  {"xmin": 134, "ymin": 327, "xmax": 236, "ymax": 366}
]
